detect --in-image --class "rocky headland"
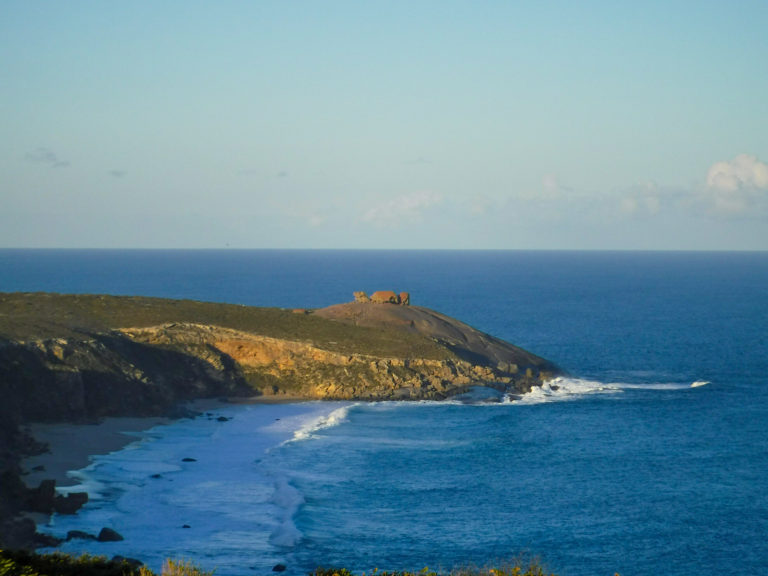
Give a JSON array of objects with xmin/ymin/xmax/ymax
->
[{"xmin": 0, "ymin": 291, "xmax": 560, "ymax": 548}]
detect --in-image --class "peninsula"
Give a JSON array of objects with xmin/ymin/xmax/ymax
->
[{"xmin": 0, "ymin": 291, "xmax": 560, "ymax": 548}]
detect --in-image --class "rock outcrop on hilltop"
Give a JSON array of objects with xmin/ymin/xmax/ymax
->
[
  {"xmin": 0, "ymin": 292, "xmax": 561, "ymax": 548},
  {"xmin": 355, "ymin": 290, "xmax": 410, "ymax": 305}
]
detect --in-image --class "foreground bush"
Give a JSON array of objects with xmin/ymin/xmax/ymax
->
[
  {"xmin": 1, "ymin": 549, "xmax": 568, "ymax": 576},
  {"xmin": 0, "ymin": 549, "xmax": 140, "ymax": 576},
  {"xmin": 310, "ymin": 559, "xmax": 559, "ymax": 576},
  {"xmin": 139, "ymin": 559, "xmax": 214, "ymax": 576}
]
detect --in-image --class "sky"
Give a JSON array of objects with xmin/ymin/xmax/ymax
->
[{"xmin": 2, "ymin": 1, "xmax": 767, "ymax": 250}]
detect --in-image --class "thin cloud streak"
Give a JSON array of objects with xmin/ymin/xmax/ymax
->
[
  {"xmin": 25, "ymin": 147, "xmax": 69, "ymax": 168},
  {"xmin": 362, "ymin": 191, "xmax": 442, "ymax": 228}
]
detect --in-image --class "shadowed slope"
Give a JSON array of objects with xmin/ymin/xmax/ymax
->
[{"xmin": 314, "ymin": 302, "xmax": 559, "ymax": 374}]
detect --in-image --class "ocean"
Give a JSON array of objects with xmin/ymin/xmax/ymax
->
[{"xmin": 2, "ymin": 249, "xmax": 767, "ymax": 575}]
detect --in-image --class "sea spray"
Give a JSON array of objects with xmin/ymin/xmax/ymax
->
[
  {"xmin": 269, "ymin": 477, "xmax": 306, "ymax": 547},
  {"xmin": 506, "ymin": 376, "xmax": 712, "ymax": 404},
  {"xmin": 288, "ymin": 403, "xmax": 355, "ymax": 443},
  {"xmin": 37, "ymin": 402, "xmax": 345, "ymax": 575}
]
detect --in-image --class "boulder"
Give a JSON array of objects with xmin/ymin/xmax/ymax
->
[
  {"xmin": 67, "ymin": 529, "xmax": 97, "ymax": 541},
  {"xmin": 97, "ymin": 527, "xmax": 124, "ymax": 542},
  {"xmin": 26, "ymin": 479, "xmax": 56, "ymax": 513},
  {"xmin": 370, "ymin": 291, "xmax": 400, "ymax": 304},
  {"xmin": 399, "ymin": 292, "xmax": 410, "ymax": 306},
  {"xmin": 353, "ymin": 291, "xmax": 370, "ymax": 303},
  {"xmin": 54, "ymin": 491, "xmax": 88, "ymax": 515}
]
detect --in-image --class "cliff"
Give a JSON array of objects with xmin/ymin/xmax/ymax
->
[
  {"xmin": 0, "ymin": 292, "xmax": 559, "ymax": 411},
  {"xmin": 0, "ymin": 292, "xmax": 560, "ymax": 547}
]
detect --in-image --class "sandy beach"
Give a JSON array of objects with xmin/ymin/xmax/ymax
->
[
  {"xmin": 19, "ymin": 396, "xmax": 308, "ymax": 490},
  {"xmin": 20, "ymin": 416, "xmax": 172, "ymax": 489}
]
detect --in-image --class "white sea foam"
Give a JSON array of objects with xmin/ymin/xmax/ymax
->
[
  {"xmin": 268, "ymin": 477, "xmax": 306, "ymax": 547},
  {"xmin": 507, "ymin": 376, "xmax": 710, "ymax": 404},
  {"xmin": 506, "ymin": 377, "xmax": 618, "ymax": 404},
  {"xmin": 288, "ymin": 403, "xmax": 354, "ymax": 442},
  {"xmin": 37, "ymin": 401, "xmax": 341, "ymax": 573}
]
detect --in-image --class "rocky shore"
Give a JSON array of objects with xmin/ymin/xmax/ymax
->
[{"xmin": 0, "ymin": 292, "xmax": 561, "ymax": 549}]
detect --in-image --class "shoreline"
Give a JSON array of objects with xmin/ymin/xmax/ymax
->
[
  {"xmin": 19, "ymin": 395, "xmax": 316, "ymax": 490},
  {"xmin": 21, "ymin": 416, "xmax": 173, "ymax": 490},
  {"xmin": 24, "ymin": 399, "xmax": 344, "ymax": 568}
]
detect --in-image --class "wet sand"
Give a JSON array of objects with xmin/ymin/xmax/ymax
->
[
  {"xmin": 21, "ymin": 416, "xmax": 171, "ymax": 489},
  {"xmin": 19, "ymin": 396, "xmax": 310, "ymax": 490}
]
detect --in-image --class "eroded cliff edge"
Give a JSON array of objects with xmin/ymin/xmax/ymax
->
[
  {"xmin": 0, "ymin": 292, "xmax": 560, "ymax": 546},
  {"xmin": 0, "ymin": 292, "xmax": 559, "ymax": 412}
]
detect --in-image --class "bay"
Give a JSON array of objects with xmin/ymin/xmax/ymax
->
[{"xmin": 3, "ymin": 250, "xmax": 767, "ymax": 575}]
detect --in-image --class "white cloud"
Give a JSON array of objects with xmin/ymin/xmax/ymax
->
[
  {"xmin": 539, "ymin": 173, "xmax": 574, "ymax": 199},
  {"xmin": 619, "ymin": 181, "xmax": 661, "ymax": 217},
  {"xmin": 308, "ymin": 213, "xmax": 325, "ymax": 227},
  {"xmin": 707, "ymin": 154, "xmax": 768, "ymax": 192},
  {"xmin": 704, "ymin": 154, "xmax": 768, "ymax": 216},
  {"xmin": 542, "ymin": 173, "xmax": 560, "ymax": 194},
  {"xmin": 362, "ymin": 191, "xmax": 442, "ymax": 227},
  {"xmin": 467, "ymin": 194, "xmax": 494, "ymax": 215}
]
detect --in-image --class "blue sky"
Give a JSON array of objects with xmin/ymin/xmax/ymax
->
[{"xmin": 2, "ymin": 1, "xmax": 767, "ymax": 249}]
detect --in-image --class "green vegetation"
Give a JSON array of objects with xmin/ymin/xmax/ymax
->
[
  {"xmin": 0, "ymin": 551, "xmax": 567, "ymax": 576},
  {"xmin": 139, "ymin": 559, "xmax": 214, "ymax": 576},
  {"xmin": 0, "ymin": 549, "xmax": 140, "ymax": 576},
  {"xmin": 310, "ymin": 560, "xmax": 561, "ymax": 576},
  {"xmin": 0, "ymin": 293, "xmax": 454, "ymax": 361}
]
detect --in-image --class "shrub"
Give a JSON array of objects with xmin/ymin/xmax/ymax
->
[
  {"xmin": 139, "ymin": 559, "xmax": 214, "ymax": 576},
  {"xmin": 310, "ymin": 559, "xmax": 559, "ymax": 576},
  {"xmin": 0, "ymin": 549, "xmax": 140, "ymax": 576}
]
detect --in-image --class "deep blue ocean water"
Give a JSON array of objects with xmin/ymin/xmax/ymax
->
[{"xmin": 2, "ymin": 250, "xmax": 767, "ymax": 575}]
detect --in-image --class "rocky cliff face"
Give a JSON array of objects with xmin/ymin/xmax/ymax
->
[
  {"xmin": 0, "ymin": 333, "xmax": 248, "ymax": 425},
  {"xmin": 0, "ymin": 299, "xmax": 560, "ymax": 426},
  {"xmin": 0, "ymin": 295, "xmax": 561, "ymax": 547},
  {"xmin": 119, "ymin": 322, "xmax": 548, "ymax": 401}
]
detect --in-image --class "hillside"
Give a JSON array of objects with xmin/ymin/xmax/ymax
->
[{"xmin": 0, "ymin": 291, "xmax": 560, "ymax": 549}]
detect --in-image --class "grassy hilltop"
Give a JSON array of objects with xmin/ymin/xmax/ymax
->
[
  {"xmin": 0, "ymin": 292, "xmax": 559, "ymax": 551},
  {"xmin": 0, "ymin": 292, "xmax": 452, "ymax": 360}
]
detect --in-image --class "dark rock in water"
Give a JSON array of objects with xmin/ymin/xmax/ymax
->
[
  {"xmin": 182, "ymin": 524, "xmax": 191, "ymax": 529},
  {"xmin": 67, "ymin": 529, "xmax": 97, "ymax": 541},
  {"xmin": 27, "ymin": 479, "xmax": 56, "ymax": 513},
  {"xmin": 54, "ymin": 491, "xmax": 88, "ymax": 514},
  {"xmin": 151, "ymin": 473, "xmax": 163, "ymax": 479},
  {"xmin": 35, "ymin": 530, "xmax": 63, "ymax": 548},
  {"xmin": 272, "ymin": 564, "xmax": 287, "ymax": 572},
  {"xmin": 216, "ymin": 416, "xmax": 230, "ymax": 422},
  {"xmin": 97, "ymin": 527, "xmax": 124, "ymax": 542},
  {"xmin": 182, "ymin": 457, "xmax": 197, "ymax": 462}
]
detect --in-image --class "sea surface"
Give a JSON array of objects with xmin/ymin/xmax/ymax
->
[{"xmin": 2, "ymin": 249, "xmax": 767, "ymax": 576}]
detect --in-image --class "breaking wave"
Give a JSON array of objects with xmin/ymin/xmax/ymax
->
[
  {"xmin": 507, "ymin": 377, "xmax": 710, "ymax": 404},
  {"xmin": 289, "ymin": 403, "xmax": 355, "ymax": 442},
  {"xmin": 268, "ymin": 477, "xmax": 305, "ymax": 547}
]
